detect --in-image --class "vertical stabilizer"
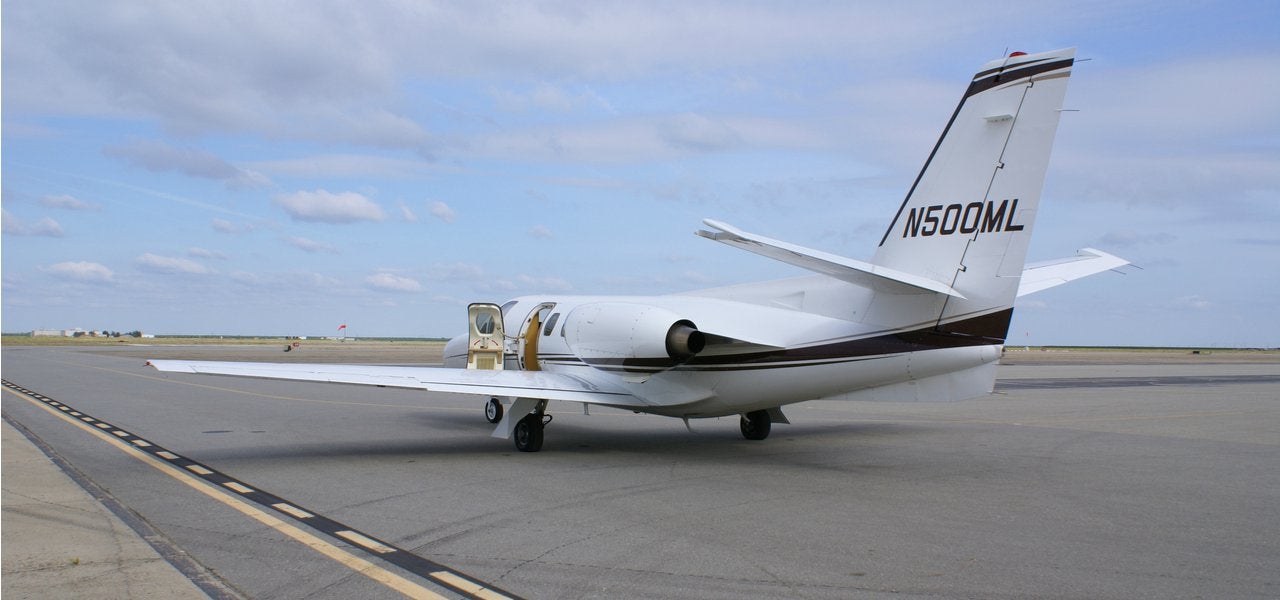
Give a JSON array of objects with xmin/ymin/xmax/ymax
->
[{"xmin": 873, "ymin": 48, "xmax": 1076, "ymax": 340}]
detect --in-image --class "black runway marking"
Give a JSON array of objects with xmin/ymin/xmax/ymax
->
[{"xmin": 2, "ymin": 379, "xmax": 523, "ymax": 600}]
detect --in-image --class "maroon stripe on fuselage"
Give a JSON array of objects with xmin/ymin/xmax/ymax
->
[{"xmin": 564, "ymin": 308, "xmax": 1013, "ymax": 373}]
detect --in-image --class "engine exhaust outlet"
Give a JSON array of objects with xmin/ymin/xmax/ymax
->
[{"xmin": 666, "ymin": 322, "xmax": 705, "ymax": 361}]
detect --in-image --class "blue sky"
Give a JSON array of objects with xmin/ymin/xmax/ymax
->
[{"xmin": 3, "ymin": 1, "xmax": 1278, "ymax": 346}]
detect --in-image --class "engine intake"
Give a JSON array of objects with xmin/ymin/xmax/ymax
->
[{"xmin": 562, "ymin": 302, "xmax": 704, "ymax": 373}]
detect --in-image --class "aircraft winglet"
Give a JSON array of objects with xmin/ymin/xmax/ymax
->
[{"xmin": 696, "ymin": 219, "xmax": 965, "ymax": 298}]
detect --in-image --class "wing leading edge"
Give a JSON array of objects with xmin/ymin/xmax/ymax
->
[{"xmin": 147, "ymin": 360, "xmax": 646, "ymax": 407}]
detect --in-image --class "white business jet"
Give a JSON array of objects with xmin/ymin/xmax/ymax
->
[{"xmin": 151, "ymin": 48, "xmax": 1127, "ymax": 452}]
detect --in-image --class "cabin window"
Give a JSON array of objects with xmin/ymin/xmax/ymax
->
[{"xmin": 543, "ymin": 313, "xmax": 561, "ymax": 336}]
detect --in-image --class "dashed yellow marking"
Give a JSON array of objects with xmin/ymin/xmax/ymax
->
[
  {"xmin": 430, "ymin": 571, "xmax": 515, "ymax": 600},
  {"xmin": 272, "ymin": 503, "xmax": 315, "ymax": 519},
  {"xmin": 59, "ymin": 406, "xmax": 71, "ymax": 411},
  {"xmin": 337, "ymin": 530, "xmax": 396, "ymax": 554},
  {"xmin": 132, "ymin": 439, "xmax": 153, "ymax": 447},
  {"xmin": 185, "ymin": 465, "xmax": 214, "ymax": 475},
  {"xmin": 95, "ymin": 422, "xmax": 112, "ymax": 430},
  {"xmin": 70, "ymin": 411, "xmax": 82, "ymax": 416},
  {"xmin": 113, "ymin": 430, "xmax": 130, "ymax": 438},
  {"xmin": 4, "ymin": 386, "xmax": 450, "ymax": 600},
  {"xmin": 224, "ymin": 482, "xmax": 254, "ymax": 494},
  {"xmin": 156, "ymin": 451, "xmax": 179, "ymax": 460}
]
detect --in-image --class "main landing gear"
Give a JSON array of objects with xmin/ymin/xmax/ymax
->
[
  {"xmin": 484, "ymin": 398, "xmax": 553, "ymax": 452},
  {"xmin": 740, "ymin": 409, "xmax": 772, "ymax": 441},
  {"xmin": 514, "ymin": 411, "xmax": 553, "ymax": 452}
]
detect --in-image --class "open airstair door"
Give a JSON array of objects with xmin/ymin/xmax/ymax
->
[
  {"xmin": 466, "ymin": 303, "xmax": 505, "ymax": 371},
  {"xmin": 518, "ymin": 303, "xmax": 556, "ymax": 371}
]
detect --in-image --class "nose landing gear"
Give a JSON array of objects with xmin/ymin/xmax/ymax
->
[{"xmin": 484, "ymin": 397, "xmax": 503, "ymax": 423}]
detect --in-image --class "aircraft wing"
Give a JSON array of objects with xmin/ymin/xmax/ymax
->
[
  {"xmin": 146, "ymin": 360, "xmax": 648, "ymax": 407},
  {"xmin": 1017, "ymin": 248, "xmax": 1130, "ymax": 297}
]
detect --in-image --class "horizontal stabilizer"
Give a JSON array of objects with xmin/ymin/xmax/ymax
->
[
  {"xmin": 1018, "ymin": 248, "xmax": 1130, "ymax": 297},
  {"xmin": 696, "ymin": 219, "xmax": 965, "ymax": 298}
]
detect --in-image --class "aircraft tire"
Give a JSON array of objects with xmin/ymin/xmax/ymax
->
[
  {"xmin": 740, "ymin": 410, "xmax": 771, "ymax": 440},
  {"xmin": 485, "ymin": 398, "xmax": 503, "ymax": 423},
  {"xmin": 514, "ymin": 414, "xmax": 544, "ymax": 452}
]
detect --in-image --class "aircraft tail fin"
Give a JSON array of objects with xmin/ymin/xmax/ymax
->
[{"xmin": 870, "ymin": 48, "xmax": 1077, "ymax": 341}]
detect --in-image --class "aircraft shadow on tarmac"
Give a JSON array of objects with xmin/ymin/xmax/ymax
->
[{"xmin": 188, "ymin": 410, "xmax": 936, "ymax": 462}]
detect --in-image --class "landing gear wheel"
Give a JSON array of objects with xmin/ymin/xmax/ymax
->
[
  {"xmin": 514, "ymin": 413, "xmax": 545, "ymax": 452},
  {"xmin": 485, "ymin": 398, "xmax": 503, "ymax": 423},
  {"xmin": 740, "ymin": 410, "xmax": 771, "ymax": 441}
]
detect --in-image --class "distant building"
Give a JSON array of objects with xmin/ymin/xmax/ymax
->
[
  {"xmin": 32, "ymin": 329, "xmax": 72, "ymax": 337},
  {"xmin": 30, "ymin": 328, "xmax": 99, "ymax": 337},
  {"xmin": 29, "ymin": 328, "xmax": 148, "ymax": 338}
]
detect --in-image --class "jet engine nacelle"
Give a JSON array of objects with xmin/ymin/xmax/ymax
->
[{"xmin": 562, "ymin": 302, "xmax": 705, "ymax": 373}]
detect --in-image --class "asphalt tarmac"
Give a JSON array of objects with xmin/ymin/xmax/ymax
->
[{"xmin": 3, "ymin": 344, "xmax": 1277, "ymax": 599}]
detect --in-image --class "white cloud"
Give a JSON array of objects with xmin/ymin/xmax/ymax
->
[
  {"xmin": 41, "ymin": 194, "xmax": 98, "ymax": 211},
  {"xmin": 0, "ymin": 2, "xmax": 1158, "ymax": 156},
  {"xmin": 680, "ymin": 270, "xmax": 713, "ymax": 285},
  {"xmin": 1074, "ymin": 55, "xmax": 1280, "ymax": 144},
  {"xmin": 399, "ymin": 203, "xmax": 418, "ymax": 222},
  {"xmin": 229, "ymin": 270, "xmax": 342, "ymax": 291},
  {"xmin": 188, "ymin": 247, "xmax": 228, "ymax": 259},
  {"xmin": 1099, "ymin": 231, "xmax": 1178, "ymax": 247},
  {"xmin": 428, "ymin": 294, "xmax": 469, "ymax": 307},
  {"xmin": 659, "ymin": 112, "xmax": 742, "ymax": 152},
  {"xmin": 250, "ymin": 154, "xmax": 449, "ymax": 179},
  {"xmin": 473, "ymin": 279, "xmax": 519, "ymax": 294},
  {"xmin": 1175, "ymin": 295, "xmax": 1212, "ymax": 311},
  {"xmin": 105, "ymin": 139, "xmax": 272, "ymax": 190},
  {"xmin": 274, "ymin": 190, "xmax": 386, "ymax": 223},
  {"xmin": 1050, "ymin": 54, "xmax": 1280, "ymax": 214},
  {"xmin": 1, "ymin": 3, "xmax": 1275, "ymax": 345},
  {"xmin": 457, "ymin": 113, "xmax": 817, "ymax": 164},
  {"xmin": 492, "ymin": 82, "xmax": 615, "ymax": 113},
  {"xmin": 42, "ymin": 261, "xmax": 114, "ymax": 282},
  {"xmin": 429, "ymin": 262, "xmax": 486, "ymax": 282},
  {"xmin": 366, "ymin": 272, "xmax": 422, "ymax": 292},
  {"xmin": 2, "ymin": 3, "xmax": 420, "ymax": 147},
  {"xmin": 529, "ymin": 224, "xmax": 554, "ymax": 239},
  {"xmin": 516, "ymin": 274, "xmax": 573, "ymax": 293},
  {"xmin": 429, "ymin": 201, "xmax": 457, "ymax": 224},
  {"xmin": 135, "ymin": 253, "xmax": 213, "ymax": 275},
  {"xmin": 212, "ymin": 218, "xmax": 255, "ymax": 234},
  {"xmin": 283, "ymin": 236, "xmax": 339, "ymax": 254},
  {"xmin": 2, "ymin": 210, "xmax": 64, "ymax": 237}
]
